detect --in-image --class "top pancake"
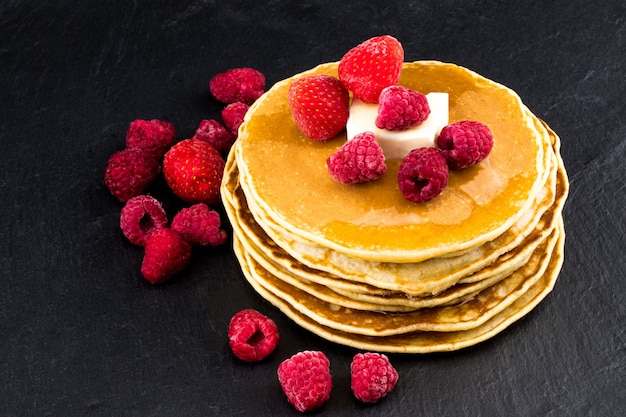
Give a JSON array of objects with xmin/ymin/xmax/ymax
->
[{"xmin": 235, "ymin": 61, "xmax": 546, "ymax": 263}]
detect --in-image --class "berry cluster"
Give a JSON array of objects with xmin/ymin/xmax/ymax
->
[
  {"xmin": 193, "ymin": 67, "xmax": 264, "ymax": 152},
  {"xmin": 105, "ymin": 68, "xmax": 266, "ymax": 283},
  {"xmin": 287, "ymin": 35, "xmax": 404, "ymax": 143},
  {"xmin": 120, "ymin": 195, "xmax": 227, "ymax": 284},
  {"xmin": 227, "ymin": 308, "xmax": 399, "ymax": 412},
  {"xmin": 286, "ymin": 35, "xmax": 494, "ymax": 203},
  {"xmin": 104, "ymin": 119, "xmax": 228, "ymax": 284},
  {"xmin": 397, "ymin": 120, "xmax": 494, "ymax": 203},
  {"xmin": 104, "ymin": 119, "xmax": 175, "ymax": 203}
]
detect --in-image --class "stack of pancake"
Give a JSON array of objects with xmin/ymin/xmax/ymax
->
[{"xmin": 221, "ymin": 61, "xmax": 568, "ymax": 353}]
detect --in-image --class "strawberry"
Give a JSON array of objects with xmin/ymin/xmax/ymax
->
[
  {"xmin": 338, "ymin": 35, "xmax": 404, "ymax": 103},
  {"xmin": 141, "ymin": 228, "xmax": 192, "ymax": 284},
  {"xmin": 287, "ymin": 74, "xmax": 350, "ymax": 141},
  {"xmin": 163, "ymin": 139, "xmax": 225, "ymax": 205}
]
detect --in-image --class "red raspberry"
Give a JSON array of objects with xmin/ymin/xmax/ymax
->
[
  {"xmin": 228, "ymin": 309, "xmax": 280, "ymax": 362},
  {"xmin": 351, "ymin": 352, "xmax": 399, "ymax": 403},
  {"xmin": 140, "ymin": 228, "xmax": 192, "ymax": 284},
  {"xmin": 171, "ymin": 203, "xmax": 227, "ymax": 247},
  {"xmin": 221, "ymin": 101, "xmax": 250, "ymax": 136},
  {"xmin": 163, "ymin": 139, "xmax": 225, "ymax": 205},
  {"xmin": 209, "ymin": 67, "xmax": 266, "ymax": 105},
  {"xmin": 397, "ymin": 147, "xmax": 449, "ymax": 203},
  {"xmin": 277, "ymin": 350, "xmax": 332, "ymax": 413},
  {"xmin": 436, "ymin": 121, "xmax": 494, "ymax": 169},
  {"xmin": 192, "ymin": 119, "xmax": 236, "ymax": 153},
  {"xmin": 375, "ymin": 85, "xmax": 430, "ymax": 130},
  {"xmin": 327, "ymin": 131, "xmax": 387, "ymax": 184},
  {"xmin": 125, "ymin": 119, "xmax": 176, "ymax": 159},
  {"xmin": 120, "ymin": 195, "xmax": 168, "ymax": 246},
  {"xmin": 104, "ymin": 148, "xmax": 160, "ymax": 202}
]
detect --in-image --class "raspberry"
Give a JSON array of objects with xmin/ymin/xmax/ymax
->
[
  {"xmin": 192, "ymin": 119, "xmax": 236, "ymax": 153},
  {"xmin": 171, "ymin": 203, "xmax": 227, "ymax": 247},
  {"xmin": 120, "ymin": 195, "xmax": 168, "ymax": 246},
  {"xmin": 104, "ymin": 148, "xmax": 160, "ymax": 202},
  {"xmin": 221, "ymin": 101, "xmax": 250, "ymax": 136},
  {"xmin": 436, "ymin": 121, "xmax": 494, "ymax": 170},
  {"xmin": 277, "ymin": 350, "xmax": 332, "ymax": 413},
  {"xmin": 125, "ymin": 119, "xmax": 176, "ymax": 159},
  {"xmin": 350, "ymin": 352, "xmax": 399, "ymax": 403},
  {"xmin": 375, "ymin": 85, "xmax": 430, "ymax": 130},
  {"xmin": 140, "ymin": 228, "xmax": 192, "ymax": 284},
  {"xmin": 228, "ymin": 309, "xmax": 280, "ymax": 362},
  {"xmin": 397, "ymin": 147, "xmax": 449, "ymax": 203},
  {"xmin": 210, "ymin": 67, "xmax": 266, "ymax": 105},
  {"xmin": 327, "ymin": 131, "xmax": 387, "ymax": 184}
]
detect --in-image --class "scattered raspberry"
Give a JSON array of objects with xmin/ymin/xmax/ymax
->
[
  {"xmin": 163, "ymin": 139, "xmax": 225, "ymax": 205},
  {"xmin": 338, "ymin": 35, "xmax": 404, "ymax": 103},
  {"xmin": 221, "ymin": 102, "xmax": 250, "ymax": 136},
  {"xmin": 397, "ymin": 147, "xmax": 449, "ymax": 203},
  {"xmin": 350, "ymin": 352, "xmax": 399, "ymax": 403},
  {"xmin": 288, "ymin": 74, "xmax": 350, "ymax": 141},
  {"xmin": 120, "ymin": 195, "xmax": 168, "ymax": 246},
  {"xmin": 228, "ymin": 309, "xmax": 280, "ymax": 362},
  {"xmin": 104, "ymin": 148, "xmax": 160, "ymax": 202},
  {"xmin": 171, "ymin": 203, "xmax": 227, "ymax": 246},
  {"xmin": 125, "ymin": 119, "xmax": 176, "ymax": 159},
  {"xmin": 192, "ymin": 119, "xmax": 236, "ymax": 153},
  {"xmin": 436, "ymin": 121, "xmax": 494, "ymax": 170},
  {"xmin": 210, "ymin": 67, "xmax": 266, "ymax": 105},
  {"xmin": 375, "ymin": 85, "xmax": 430, "ymax": 130},
  {"xmin": 140, "ymin": 228, "xmax": 192, "ymax": 284},
  {"xmin": 327, "ymin": 131, "xmax": 386, "ymax": 184},
  {"xmin": 277, "ymin": 350, "xmax": 332, "ymax": 413}
]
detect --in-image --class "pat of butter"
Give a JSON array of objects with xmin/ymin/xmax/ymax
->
[{"xmin": 345, "ymin": 92, "xmax": 449, "ymax": 160}]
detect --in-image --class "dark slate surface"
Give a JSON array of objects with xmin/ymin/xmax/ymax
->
[{"xmin": 1, "ymin": 1, "xmax": 624, "ymax": 416}]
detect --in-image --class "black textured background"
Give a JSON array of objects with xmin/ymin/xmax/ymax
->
[{"xmin": 1, "ymin": 1, "xmax": 625, "ymax": 416}]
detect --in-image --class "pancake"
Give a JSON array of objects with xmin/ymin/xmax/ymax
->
[
  {"xmin": 225, "ymin": 157, "xmax": 565, "ymax": 309},
  {"xmin": 238, "ymin": 153, "xmax": 558, "ymax": 296},
  {"xmin": 221, "ymin": 59, "xmax": 569, "ymax": 353},
  {"xmin": 236, "ymin": 220, "xmax": 561, "ymax": 335},
  {"xmin": 232, "ymin": 219, "xmax": 565, "ymax": 353},
  {"xmin": 235, "ymin": 61, "xmax": 547, "ymax": 263},
  {"xmin": 226, "ymin": 128, "xmax": 564, "ymax": 298}
]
